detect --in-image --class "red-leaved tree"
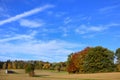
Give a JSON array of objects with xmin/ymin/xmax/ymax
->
[{"xmin": 67, "ymin": 47, "xmax": 90, "ymax": 73}]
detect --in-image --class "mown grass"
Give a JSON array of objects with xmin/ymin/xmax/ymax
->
[{"xmin": 1, "ymin": 69, "xmax": 120, "ymax": 80}]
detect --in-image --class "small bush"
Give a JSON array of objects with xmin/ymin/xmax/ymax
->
[{"xmin": 25, "ymin": 64, "xmax": 35, "ymax": 77}]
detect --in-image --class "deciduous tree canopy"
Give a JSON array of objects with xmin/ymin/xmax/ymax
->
[
  {"xmin": 84, "ymin": 46, "xmax": 114, "ymax": 73},
  {"xmin": 67, "ymin": 46, "xmax": 115, "ymax": 73}
]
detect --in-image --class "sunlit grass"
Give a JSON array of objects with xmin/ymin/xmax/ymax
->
[{"xmin": 1, "ymin": 69, "xmax": 120, "ymax": 80}]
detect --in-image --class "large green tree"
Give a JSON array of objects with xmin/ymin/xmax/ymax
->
[{"xmin": 84, "ymin": 46, "xmax": 115, "ymax": 73}]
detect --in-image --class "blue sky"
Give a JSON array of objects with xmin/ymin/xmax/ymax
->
[{"xmin": 0, "ymin": 0, "xmax": 120, "ymax": 62}]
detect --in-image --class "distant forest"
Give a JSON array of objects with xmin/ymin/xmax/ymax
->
[{"xmin": 0, "ymin": 46, "xmax": 120, "ymax": 73}]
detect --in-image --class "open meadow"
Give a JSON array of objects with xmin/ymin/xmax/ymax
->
[{"xmin": 0, "ymin": 69, "xmax": 120, "ymax": 80}]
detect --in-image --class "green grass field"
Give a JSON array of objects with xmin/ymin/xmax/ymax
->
[{"xmin": 0, "ymin": 69, "xmax": 120, "ymax": 80}]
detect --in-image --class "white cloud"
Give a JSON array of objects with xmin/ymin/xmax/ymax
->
[
  {"xmin": 75, "ymin": 24, "xmax": 107, "ymax": 34},
  {"xmin": 75, "ymin": 23, "xmax": 120, "ymax": 35},
  {"xmin": 88, "ymin": 26, "xmax": 105, "ymax": 31},
  {"xmin": 0, "ymin": 30, "xmax": 85, "ymax": 62},
  {"xmin": 19, "ymin": 19, "xmax": 44, "ymax": 28},
  {"xmin": 0, "ymin": 31, "xmax": 37, "ymax": 42},
  {"xmin": 99, "ymin": 5, "xmax": 119, "ymax": 13},
  {"xmin": 81, "ymin": 16, "xmax": 91, "ymax": 21},
  {"xmin": 64, "ymin": 17, "xmax": 72, "ymax": 24},
  {"xmin": 0, "ymin": 4, "xmax": 54, "ymax": 25},
  {"xmin": 0, "ymin": 39, "xmax": 84, "ymax": 62},
  {"xmin": 0, "ymin": 35, "xmax": 32, "ymax": 42}
]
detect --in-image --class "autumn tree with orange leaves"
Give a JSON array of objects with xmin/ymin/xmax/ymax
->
[{"xmin": 67, "ymin": 47, "xmax": 90, "ymax": 73}]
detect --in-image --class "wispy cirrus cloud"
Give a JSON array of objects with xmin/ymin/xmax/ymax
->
[
  {"xmin": 75, "ymin": 24, "xmax": 107, "ymax": 34},
  {"xmin": 0, "ymin": 35, "xmax": 32, "ymax": 42},
  {"xmin": 0, "ymin": 31, "xmax": 37, "ymax": 42},
  {"xmin": 19, "ymin": 19, "xmax": 44, "ymax": 28},
  {"xmin": 99, "ymin": 4, "xmax": 120, "ymax": 13},
  {"xmin": 0, "ymin": 4, "xmax": 54, "ymax": 26},
  {"xmin": 75, "ymin": 23, "xmax": 120, "ymax": 34},
  {"xmin": 64, "ymin": 17, "xmax": 72, "ymax": 24}
]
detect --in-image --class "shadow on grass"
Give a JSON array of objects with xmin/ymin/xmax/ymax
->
[
  {"xmin": 34, "ymin": 74, "xmax": 49, "ymax": 77},
  {"xmin": 7, "ymin": 70, "xmax": 18, "ymax": 74}
]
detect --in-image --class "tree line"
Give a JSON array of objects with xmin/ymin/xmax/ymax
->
[
  {"xmin": 1, "ymin": 60, "xmax": 67, "ymax": 72},
  {"xmin": 0, "ymin": 46, "xmax": 120, "ymax": 74}
]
